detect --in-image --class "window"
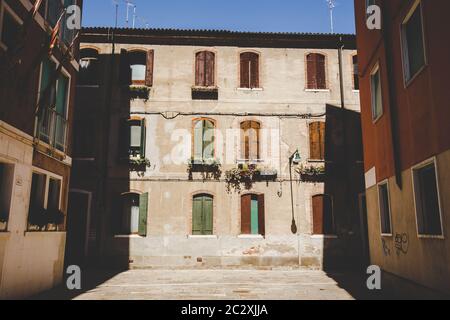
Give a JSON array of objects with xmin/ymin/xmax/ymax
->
[
  {"xmin": 0, "ymin": 3, "xmax": 22, "ymax": 51},
  {"xmin": 401, "ymin": 2, "xmax": 426, "ymax": 83},
  {"xmin": 192, "ymin": 194, "xmax": 213, "ymax": 236},
  {"xmin": 352, "ymin": 55, "xmax": 359, "ymax": 90},
  {"xmin": 119, "ymin": 118, "xmax": 146, "ymax": 160},
  {"xmin": 413, "ymin": 162, "xmax": 443, "ymax": 236},
  {"xmin": 79, "ymin": 48, "xmax": 100, "ymax": 85},
  {"xmin": 38, "ymin": 58, "xmax": 70, "ymax": 152},
  {"xmin": 240, "ymin": 52, "xmax": 259, "ymax": 88},
  {"xmin": 0, "ymin": 163, "xmax": 14, "ymax": 231},
  {"xmin": 312, "ymin": 195, "xmax": 334, "ymax": 235},
  {"xmin": 370, "ymin": 65, "xmax": 383, "ymax": 121},
  {"xmin": 124, "ymin": 50, "xmax": 154, "ymax": 86},
  {"xmin": 195, "ymin": 51, "xmax": 215, "ymax": 87},
  {"xmin": 309, "ymin": 122, "xmax": 325, "ymax": 160},
  {"xmin": 193, "ymin": 119, "xmax": 215, "ymax": 162},
  {"xmin": 306, "ymin": 53, "xmax": 326, "ymax": 90},
  {"xmin": 240, "ymin": 121, "xmax": 260, "ymax": 162},
  {"xmin": 120, "ymin": 193, "xmax": 148, "ymax": 236},
  {"xmin": 241, "ymin": 194, "xmax": 265, "ymax": 236},
  {"xmin": 378, "ymin": 182, "xmax": 392, "ymax": 235}
]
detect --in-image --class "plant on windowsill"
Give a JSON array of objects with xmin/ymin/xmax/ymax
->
[
  {"xmin": 129, "ymin": 85, "xmax": 151, "ymax": 101},
  {"xmin": 296, "ymin": 164, "xmax": 326, "ymax": 183},
  {"xmin": 129, "ymin": 156, "xmax": 151, "ymax": 177},
  {"xmin": 225, "ymin": 163, "xmax": 263, "ymax": 194},
  {"xmin": 28, "ymin": 206, "xmax": 49, "ymax": 231},
  {"xmin": 187, "ymin": 158, "xmax": 222, "ymax": 181},
  {"xmin": 47, "ymin": 208, "xmax": 65, "ymax": 231}
]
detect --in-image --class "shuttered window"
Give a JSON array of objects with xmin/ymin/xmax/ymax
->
[
  {"xmin": 121, "ymin": 50, "xmax": 154, "ymax": 86},
  {"xmin": 378, "ymin": 182, "xmax": 392, "ymax": 235},
  {"xmin": 352, "ymin": 55, "xmax": 359, "ymax": 90},
  {"xmin": 370, "ymin": 66, "xmax": 383, "ymax": 121},
  {"xmin": 120, "ymin": 193, "xmax": 148, "ymax": 236},
  {"xmin": 241, "ymin": 194, "xmax": 265, "ymax": 236},
  {"xmin": 240, "ymin": 121, "xmax": 260, "ymax": 161},
  {"xmin": 401, "ymin": 3, "xmax": 426, "ymax": 82},
  {"xmin": 306, "ymin": 53, "xmax": 326, "ymax": 89},
  {"xmin": 193, "ymin": 119, "xmax": 215, "ymax": 161},
  {"xmin": 309, "ymin": 122, "xmax": 325, "ymax": 160},
  {"xmin": 195, "ymin": 51, "xmax": 215, "ymax": 87},
  {"xmin": 192, "ymin": 194, "xmax": 213, "ymax": 236},
  {"xmin": 240, "ymin": 52, "xmax": 259, "ymax": 88},
  {"xmin": 312, "ymin": 195, "xmax": 334, "ymax": 235},
  {"xmin": 119, "ymin": 118, "xmax": 146, "ymax": 159},
  {"xmin": 413, "ymin": 163, "xmax": 443, "ymax": 236}
]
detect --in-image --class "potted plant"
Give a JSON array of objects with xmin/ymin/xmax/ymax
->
[
  {"xmin": 187, "ymin": 158, "xmax": 222, "ymax": 181},
  {"xmin": 129, "ymin": 157, "xmax": 151, "ymax": 177},
  {"xmin": 47, "ymin": 208, "xmax": 65, "ymax": 231},
  {"xmin": 129, "ymin": 85, "xmax": 150, "ymax": 101},
  {"xmin": 296, "ymin": 164, "xmax": 326, "ymax": 182},
  {"xmin": 225, "ymin": 164, "xmax": 262, "ymax": 193},
  {"xmin": 28, "ymin": 206, "xmax": 48, "ymax": 231}
]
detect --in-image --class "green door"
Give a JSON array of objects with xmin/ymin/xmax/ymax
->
[
  {"xmin": 251, "ymin": 195, "xmax": 259, "ymax": 235},
  {"xmin": 192, "ymin": 194, "xmax": 213, "ymax": 235}
]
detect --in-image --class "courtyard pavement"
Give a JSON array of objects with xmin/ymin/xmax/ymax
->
[{"xmin": 34, "ymin": 268, "xmax": 386, "ymax": 300}]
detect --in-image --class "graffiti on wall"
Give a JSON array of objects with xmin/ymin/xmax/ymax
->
[
  {"xmin": 395, "ymin": 233, "xmax": 409, "ymax": 256},
  {"xmin": 382, "ymin": 239, "xmax": 391, "ymax": 256}
]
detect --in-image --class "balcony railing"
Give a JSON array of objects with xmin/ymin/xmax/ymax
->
[{"xmin": 38, "ymin": 107, "xmax": 68, "ymax": 153}]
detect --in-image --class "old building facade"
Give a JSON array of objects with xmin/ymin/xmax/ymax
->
[
  {"xmin": 355, "ymin": 0, "xmax": 450, "ymax": 296},
  {"xmin": 0, "ymin": 0, "xmax": 81, "ymax": 298},
  {"xmin": 69, "ymin": 28, "xmax": 366, "ymax": 270}
]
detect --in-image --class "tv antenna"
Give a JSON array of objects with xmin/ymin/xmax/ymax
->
[
  {"xmin": 125, "ymin": 0, "xmax": 135, "ymax": 27},
  {"xmin": 326, "ymin": 0, "xmax": 336, "ymax": 33}
]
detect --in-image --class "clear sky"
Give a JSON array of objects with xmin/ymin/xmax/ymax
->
[{"xmin": 81, "ymin": 0, "xmax": 356, "ymax": 34}]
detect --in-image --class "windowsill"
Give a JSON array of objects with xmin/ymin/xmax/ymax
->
[
  {"xmin": 372, "ymin": 113, "xmax": 383, "ymax": 125},
  {"xmin": 381, "ymin": 233, "xmax": 393, "ymax": 238},
  {"xmin": 188, "ymin": 235, "xmax": 218, "ymax": 239},
  {"xmin": 24, "ymin": 231, "xmax": 66, "ymax": 236},
  {"xmin": 114, "ymin": 234, "xmax": 145, "ymax": 239},
  {"xmin": 311, "ymin": 234, "xmax": 338, "ymax": 239},
  {"xmin": 0, "ymin": 231, "xmax": 11, "ymax": 238},
  {"xmin": 237, "ymin": 87, "xmax": 263, "ymax": 91},
  {"xmin": 305, "ymin": 89, "xmax": 330, "ymax": 92},
  {"xmin": 417, "ymin": 234, "xmax": 445, "ymax": 240},
  {"xmin": 192, "ymin": 86, "xmax": 218, "ymax": 91},
  {"xmin": 238, "ymin": 235, "xmax": 264, "ymax": 239},
  {"xmin": 352, "ymin": 89, "xmax": 360, "ymax": 93}
]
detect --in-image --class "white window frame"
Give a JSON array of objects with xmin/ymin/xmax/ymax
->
[
  {"xmin": 0, "ymin": 1, "xmax": 24, "ymax": 51},
  {"xmin": 411, "ymin": 157, "xmax": 444, "ymax": 239},
  {"xmin": 400, "ymin": 0, "xmax": 427, "ymax": 87},
  {"xmin": 29, "ymin": 167, "xmax": 63, "ymax": 212},
  {"xmin": 370, "ymin": 63, "xmax": 383, "ymax": 123},
  {"xmin": 378, "ymin": 180, "xmax": 393, "ymax": 237}
]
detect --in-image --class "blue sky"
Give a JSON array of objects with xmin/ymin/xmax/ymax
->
[{"xmin": 82, "ymin": 0, "xmax": 356, "ymax": 34}]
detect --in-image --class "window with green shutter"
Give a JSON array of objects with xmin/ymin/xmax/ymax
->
[
  {"xmin": 241, "ymin": 194, "xmax": 265, "ymax": 236},
  {"xmin": 119, "ymin": 192, "xmax": 148, "ymax": 236},
  {"xmin": 128, "ymin": 118, "xmax": 147, "ymax": 159},
  {"xmin": 193, "ymin": 119, "xmax": 215, "ymax": 162},
  {"xmin": 192, "ymin": 194, "xmax": 213, "ymax": 235}
]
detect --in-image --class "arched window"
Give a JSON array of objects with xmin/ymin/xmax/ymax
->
[
  {"xmin": 240, "ymin": 52, "xmax": 259, "ymax": 88},
  {"xmin": 306, "ymin": 53, "xmax": 326, "ymax": 89},
  {"xmin": 120, "ymin": 49, "xmax": 154, "ymax": 86},
  {"xmin": 309, "ymin": 122, "xmax": 325, "ymax": 160},
  {"xmin": 192, "ymin": 194, "xmax": 213, "ymax": 235},
  {"xmin": 312, "ymin": 194, "xmax": 334, "ymax": 235},
  {"xmin": 240, "ymin": 121, "xmax": 260, "ymax": 161},
  {"xmin": 128, "ymin": 51, "xmax": 147, "ymax": 85},
  {"xmin": 79, "ymin": 48, "xmax": 99, "ymax": 85},
  {"xmin": 195, "ymin": 51, "xmax": 215, "ymax": 87},
  {"xmin": 241, "ymin": 194, "xmax": 265, "ymax": 236},
  {"xmin": 120, "ymin": 192, "xmax": 148, "ymax": 236},
  {"xmin": 193, "ymin": 119, "xmax": 215, "ymax": 162}
]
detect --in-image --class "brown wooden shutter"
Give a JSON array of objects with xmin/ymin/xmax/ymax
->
[
  {"xmin": 319, "ymin": 122, "xmax": 325, "ymax": 160},
  {"xmin": 195, "ymin": 51, "xmax": 206, "ymax": 86},
  {"xmin": 312, "ymin": 195, "xmax": 324, "ymax": 235},
  {"xmin": 309, "ymin": 122, "xmax": 320, "ymax": 160},
  {"xmin": 240, "ymin": 53, "xmax": 250, "ymax": 88},
  {"xmin": 316, "ymin": 54, "xmax": 326, "ymax": 89},
  {"xmin": 205, "ymin": 51, "xmax": 215, "ymax": 87},
  {"xmin": 119, "ymin": 49, "xmax": 131, "ymax": 85},
  {"xmin": 258, "ymin": 194, "xmax": 265, "ymax": 236},
  {"xmin": 241, "ymin": 122, "xmax": 250, "ymax": 160},
  {"xmin": 306, "ymin": 53, "xmax": 316, "ymax": 89},
  {"xmin": 241, "ymin": 194, "xmax": 251, "ymax": 234},
  {"xmin": 145, "ymin": 49, "xmax": 154, "ymax": 87},
  {"xmin": 250, "ymin": 53, "xmax": 259, "ymax": 88}
]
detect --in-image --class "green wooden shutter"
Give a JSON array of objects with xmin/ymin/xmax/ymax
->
[
  {"xmin": 203, "ymin": 196, "xmax": 213, "ymax": 235},
  {"xmin": 258, "ymin": 194, "xmax": 265, "ymax": 236},
  {"xmin": 241, "ymin": 194, "xmax": 251, "ymax": 234},
  {"xmin": 192, "ymin": 196, "xmax": 203, "ymax": 235},
  {"xmin": 140, "ymin": 119, "xmax": 146, "ymax": 158},
  {"xmin": 138, "ymin": 193, "xmax": 148, "ymax": 237},
  {"xmin": 251, "ymin": 196, "xmax": 259, "ymax": 235},
  {"xmin": 203, "ymin": 120, "xmax": 215, "ymax": 160},
  {"xmin": 193, "ymin": 120, "xmax": 203, "ymax": 161}
]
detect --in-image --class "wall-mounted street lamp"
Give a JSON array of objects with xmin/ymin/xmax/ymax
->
[{"xmin": 289, "ymin": 150, "xmax": 301, "ymax": 234}]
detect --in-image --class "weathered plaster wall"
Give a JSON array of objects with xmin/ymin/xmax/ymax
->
[{"xmin": 366, "ymin": 149, "xmax": 450, "ymax": 294}]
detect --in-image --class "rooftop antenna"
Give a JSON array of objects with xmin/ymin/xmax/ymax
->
[
  {"xmin": 125, "ymin": 0, "xmax": 134, "ymax": 27},
  {"xmin": 132, "ymin": 5, "xmax": 137, "ymax": 28},
  {"xmin": 326, "ymin": 0, "xmax": 336, "ymax": 33},
  {"xmin": 112, "ymin": 0, "xmax": 119, "ymax": 28}
]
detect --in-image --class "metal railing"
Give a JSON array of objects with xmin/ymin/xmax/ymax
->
[{"xmin": 38, "ymin": 107, "xmax": 68, "ymax": 153}]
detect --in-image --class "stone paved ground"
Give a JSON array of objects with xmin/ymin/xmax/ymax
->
[{"xmin": 34, "ymin": 268, "xmax": 386, "ymax": 300}]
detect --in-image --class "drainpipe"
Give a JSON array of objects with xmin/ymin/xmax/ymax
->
[{"xmin": 338, "ymin": 36, "xmax": 345, "ymax": 109}]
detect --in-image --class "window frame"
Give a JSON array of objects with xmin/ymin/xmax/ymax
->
[
  {"xmin": 192, "ymin": 118, "xmax": 217, "ymax": 162},
  {"xmin": 0, "ymin": 1, "xmax": 23, "ymax": 51},
  {"xmin": 192, "ymin": 193, "xmax": 214, "ymax": 236},
  {"xmin": 311, "ymin": 194, "xmax": 336, "ymax": 236},
  {"xmin": 239, "ymin": 120, "xmax": 261, "ymax": 163},
  {"xmin": 351, "ymin": 53, "xmax": 360, "ymax": 92},
  {"xmin": 240, "ymin": 193, "xmax": 265, "ymax": 237},
  {"xmin": 400, "ymin": 0, "xmax": 427, "ymax": 87},
  {"xmin": 377, "ymin": 180, "xmax": 393, "ymax": 237},
  {"xmin": 0, "ymin": 161, "xmax": 15, "ymax": 232},
  {"xmin": 370, "ymin": 63, "xmax": 383, "ymax": 123},
  {"xmin": 411, "ymin": 157, "xmax": 444, "ymax": 239},
  {"xmin": 305, "ymin": 52, "xmax": 328, "ymax": 91},
  {"xmin": 128, "ymin": 49, "xmax": 148, "ymax": 85},
  {"xmin": 79, "ymin": 47, "xmax": 100, "ymax": 87},
  {"xmin": 239, "ymin": 51, "xmax": 261, "ymax": 89},
  {"xmin": 194, "ymin": 50, "xmax": 217, "ymax": 88},
  {"xmin": 308, "ymin": 121, "xmax": 326, "ymax": 161}
]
